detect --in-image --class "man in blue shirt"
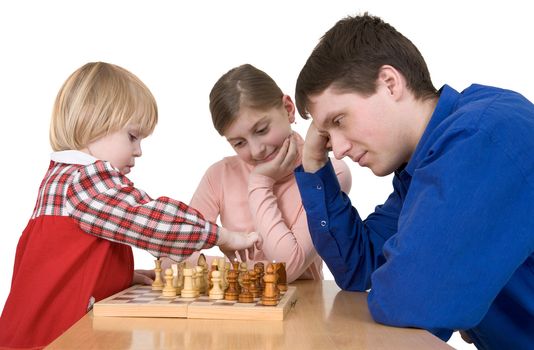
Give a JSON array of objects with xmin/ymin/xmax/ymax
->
[{"xmin": 293, "ymin": 13, "xmax": 534, "ymax": 350}]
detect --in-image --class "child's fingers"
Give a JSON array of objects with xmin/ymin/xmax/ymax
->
[
  {"xmin": 247, "ymin": 245, "xmax": 255, "ymax": 260},
  {"xmin": 238, "ymin": 249, "xmax": 247, "ymax": 262},
  {"xmin": 272, "ymin": 137, "xmax": 290, "ymax": 165}
]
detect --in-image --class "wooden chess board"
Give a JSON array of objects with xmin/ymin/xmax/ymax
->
[{"xmin": 93, "ymin": 285, "xmax": 297, "ymax": 321}]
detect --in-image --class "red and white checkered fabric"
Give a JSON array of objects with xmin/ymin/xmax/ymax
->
[{"xmin": 32, "ymin": 158, "xmax": 218, "ymax": 260}]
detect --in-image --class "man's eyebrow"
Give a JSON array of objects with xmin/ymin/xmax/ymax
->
[
  {"xmin": 226, "ymin": 116, "xmax": 269, "ymax": 142},
  {"xmin": 314, "ymin": 111, "xmax": 339, "ymax": 131}
]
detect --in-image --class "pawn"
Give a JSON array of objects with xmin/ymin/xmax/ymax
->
[
  {"xmin": 248, "ymin": 270, "xmax": 260, "ymax": 298},
  {"xmin": 261, "ymin": 263, "xmax": 279, "ymax": 306},
  {"xmin": 209, "ymin": 270, "xmax": 224, "ymax": 300},
  {"xmin": 209, "ymin": 261, "xmax": 218, "ymax": 292},
  {"xmin": 162, "ymin": 268, "xmax": 177, "ymax": 298},
  {"xmin": 224, "ymin": 269, "xmax": 239, "ymax": 301},
  {"xmin": 254, "ymin": 262, "xmax": 265, "ymax": 292},
  {"xmin": 238, "ymin": 272, "xmax": 254, "ymax": 303},
  {"xmin": 276, "ymin": 262, "xmax": 288, "ymax": 293},
  {"xmin": 151, "ymin": 258, "xmax": 164, "ymax": 291}
]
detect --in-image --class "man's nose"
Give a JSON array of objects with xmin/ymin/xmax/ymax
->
[{"xmin": 330, "ymin": 135, "xmax": 351, "ymax": 160}]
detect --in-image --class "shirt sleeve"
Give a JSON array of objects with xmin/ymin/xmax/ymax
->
[
  {"xmin": 189, "ymin": 166, "xmax": 221, "ymax": 223},
  {"xmin": 247, "ymin": 173, "xmax": 316, "ymax": 282},
  {"xmin": 294, "ymin": 158, "xmax": 403, "ymax": 290},
  {"xmin": 368, "ymin": 127, "xmax": 534, "ymax": 338},
  {"xmin": 66, "ymin": 161, "xmax": 219, "ymax": 261}
]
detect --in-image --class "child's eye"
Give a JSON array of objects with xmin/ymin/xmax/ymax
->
[
  {"xmin": 333, "ymin": 115, "xmax": 344, "ymax": 127},
  {"xmin": 129, "ymin": 133, "xmax": 138, "ymax": 141},
  {"xmin": 256, "ymin": 127, "xmax": 268, "ymax": 135},
  {"xmin": 233, "ymin": 141, "xmax": 245, "ymax": 148}
]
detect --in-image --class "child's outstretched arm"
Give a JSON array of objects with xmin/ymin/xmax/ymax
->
[{"xmin": 66, "ymin": 160, "xmax": 259, "ymax": 261}]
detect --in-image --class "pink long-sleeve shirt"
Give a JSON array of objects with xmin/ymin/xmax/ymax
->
[{"xmin": 190, "ymin": 133, "xmax": 352, "ymax": 282}]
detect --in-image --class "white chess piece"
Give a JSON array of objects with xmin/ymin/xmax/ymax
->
[
  {"xmin": 181, "ymin": 268, "xmax": 196, "ymax": 298},
  {"xmin": 209, "ymin": 270, "xmax": 224, "ymax": 300}
]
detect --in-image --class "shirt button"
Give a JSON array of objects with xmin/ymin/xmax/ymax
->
[
  {"xmin": 316, "ymin": 184, "xmax": 322, "ymax": 190},
  {"xmin": 320, "ymin": 220, "xmax": 327, "ymax": 227}
]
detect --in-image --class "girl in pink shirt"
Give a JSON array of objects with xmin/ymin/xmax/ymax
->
[{"xmin": 190, "ymin": 64, "xmax": 352, "ymax": 282}]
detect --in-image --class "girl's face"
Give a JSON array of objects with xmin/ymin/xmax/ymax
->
[
  {"xmin": 224, "ymin": 95, "xmax": 295, "ymax": 166},
  {"xmin": 82, "ymin": 124, "xmax": 144, "ymax": 175}
]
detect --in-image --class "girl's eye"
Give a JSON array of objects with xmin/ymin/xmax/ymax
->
[
  {"xmin": 333, "ymin": 115, "xmax": 344, "ymax": 126},
  {"xmin": 129, "ymin": 133, "xmax": 138, "ymax": 141},
  {"xmin": 256, "ymin": 126, "xmax": 268, "ymax": 135}
]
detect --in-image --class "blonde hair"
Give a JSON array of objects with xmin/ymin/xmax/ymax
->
[{"xmin": 50, "ymin": 62, "xmax": 158, "ymax": 151}]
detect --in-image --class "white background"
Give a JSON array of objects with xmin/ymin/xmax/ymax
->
[{"xmin": 1, "ymin": 1, "xmax": 532, "ymax": 349}]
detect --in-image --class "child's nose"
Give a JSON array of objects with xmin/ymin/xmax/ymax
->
[
  {"xmin": 134, "ymin": 143, "xmax": 142, "ymax": 157},
  {"xmin": 249, "ymin": 141, "xmax": 265, "ymax": 159}
]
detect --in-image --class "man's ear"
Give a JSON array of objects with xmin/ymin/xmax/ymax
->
[
  {"xmin": 282, "ymin": 95, "xmax": 296, "ymax": 123},
  {"xmin": 377, "ymin": 65, "xmax": 405, "ymax": 100}
]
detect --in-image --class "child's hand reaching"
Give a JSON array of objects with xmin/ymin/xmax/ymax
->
[
  {"xmin": 132, "ymin": 269, "xmax": 155, "ymax": 285},
  {"xmin": 217, "ymin": 228, "xmax": 263, "ymax": 262},
  {"xmin": 252, "ymin": 133, "xmax": 299, "ymax": 181}
]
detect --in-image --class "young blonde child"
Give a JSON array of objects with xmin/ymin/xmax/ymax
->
[
  {"xmin": 0, "ymin": 62, "xmax": 261, "ymax": 349},
  {"xmin": 188, "ymin": 64, "xmax": 351, "ymax": 282}
]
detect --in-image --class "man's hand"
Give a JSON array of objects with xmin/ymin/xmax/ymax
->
[
  {"xmin": 252, "ymin": 133, "xmax": 299, "ymax": 181},
  {"xmin": 302, "ymin": 122, "xmax": 330, "ymax": 172},
  {"xmin": 217, "ymin": 228, "xmax": 263, "ymax": 262}
]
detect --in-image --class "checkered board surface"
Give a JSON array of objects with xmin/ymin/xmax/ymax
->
[{"xmin": 93, "ymin": 285, "xmax": 297, "ymax": 321}]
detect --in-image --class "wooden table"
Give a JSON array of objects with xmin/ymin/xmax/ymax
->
[{"xmin": 46, "ymin": 280, "xmax": 452, "ymax": 349}]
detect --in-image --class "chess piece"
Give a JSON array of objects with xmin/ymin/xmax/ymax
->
[
  {"xmin": 162, "ymin": 268, "xmax": 177, "ymax": 297},
  {"xmin": 261, "ymin": 263, "xmax": 279, "ymax": 306},
  {"xmin": 151, "ymin": 258, "xmax": 164, "ymax": 291},
  {"xmin": 231, "ymin": 258, "xmax": 239, "ymax": 272},
  {"xmin": 181, "ymin": 268, "xmax": 196, "ymax": 298},
  {"xmin": 238, "ymin": 272, "xmax": 254, "ymax": 303},
  {"xmin": 197, "ymin": 254, "xmax": 209, "ymax": 295},
  {"xmin": 209, "ymin": 260, "xmax": 218, "ymax": 291},
  {"xmin": 254, "ymin": 262, "xmax": 265, "ymax": 292},
  {"xmin": 224, "ymin": 269, "xmax": 239, "ymax": 301},
  {"xmin": 217, "ymin": 257, "xmax": 227, "ymax": 290},
  {"xmin": 238, "ymin": 262, "xmax": 248, "ymax": 289},
  {"xmin": 172, "ymin": 262, "xmax": 185, "ymax": 295},
  {"xmin": 195, "ymin": 265, "xmax": 205, "ymax": 294},
  {"xmin": 209, "ymin": 270, "xmax": 224, "ymax": 300},
  {"xmin": 248, "ymin": 270, "xmax": 259, "ymax": 298},
  {"xmin": 276, "ymin": 262, "xmax": 288, "ymax": 293}
]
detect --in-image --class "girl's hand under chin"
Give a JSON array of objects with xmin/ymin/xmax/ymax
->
[{"xmin": 252, "ymin": 133, "xmax": 299, "ymax": 181}]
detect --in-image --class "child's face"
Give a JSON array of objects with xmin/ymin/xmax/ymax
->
[
  {"xmin": 307, "ymin": 85, "xmax": 414, "ymax": 177},
  {"xmin": 84, "ymin": 124, "xmax": 144, "ymax": 175},
  {"xmin": 224, "ymin": 102, "xmax": 294, "ymax": 166}
]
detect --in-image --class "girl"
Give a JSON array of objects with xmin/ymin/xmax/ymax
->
[
  {"xmin": 0, "ymin": 62, "xmax": 260, "ymax": 349},
  {"xmin": 189, "ymin": 64, "xmax": 351, "ymax": 282}
]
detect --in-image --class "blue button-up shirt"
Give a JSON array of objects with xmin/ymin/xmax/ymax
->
[{"xmin": 295, "ymin": 84, "xmax": 534, "ymax": 350}]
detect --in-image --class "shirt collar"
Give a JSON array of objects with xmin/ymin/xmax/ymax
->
[
  {"xmin": 50, "ymin": 150, "xmax": 98, "ymax": 165},
  {"xmin": 404, "ymin": 84, "xmax": 461, "ymax": 175}
]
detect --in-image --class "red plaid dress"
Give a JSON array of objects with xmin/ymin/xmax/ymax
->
[{"xmin": 0, "ymin": 151, "xmax": 218, "ymax": 349}]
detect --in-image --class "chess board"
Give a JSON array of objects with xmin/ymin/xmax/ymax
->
[{"xmin": 93, "ymin": 285, "xmax": 297, "ymax": 321}]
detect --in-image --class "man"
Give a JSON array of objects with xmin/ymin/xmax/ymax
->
[{"xmin": 293, "ymin": 13, "xmax": 534, "ymax": 350}]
